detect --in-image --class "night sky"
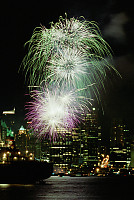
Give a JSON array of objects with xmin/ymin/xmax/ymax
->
[{"xmin": 0, "ymin": 0, "xmax": 134, "ymax": 134}]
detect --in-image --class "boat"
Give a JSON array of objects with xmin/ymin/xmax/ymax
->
[
  {"xmin": 0, "ymin": 144, "xmax": 53, "ymax": 184},
  {"xmin": 0, "ymin": 160, "xmax": 53, "ymax": 184}
]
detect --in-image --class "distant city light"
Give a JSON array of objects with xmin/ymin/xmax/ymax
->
[{"xmin": 3, "ymin": 107, "xmax": 15, "ymax": 115}]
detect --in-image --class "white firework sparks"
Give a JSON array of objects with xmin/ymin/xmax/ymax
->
[
  {"xmin": 26, "ymin": 86, "xmax": 91, "ymax": 140},
  {"xmin": 47, "ymin": 47, "xmax": 89, "ymax": 86},
  {"xmin": 50, "ymin": 16, "xmax": 95, "ymax": 50}
]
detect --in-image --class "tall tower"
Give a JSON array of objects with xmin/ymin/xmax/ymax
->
[
  {"xmin": 15, "ymin": 125, "xmax": 28, "ymax": 156},
  {"xmin": 80, "ymin": 108, "xmax": 101, "ymax": 169},
  {"xmin": 110, "ymin": 119, "xmax": 131, "ymax": 168},
  {"xmin": 49, "ymin": 128, "xmax": 72, "ymax": 173}
]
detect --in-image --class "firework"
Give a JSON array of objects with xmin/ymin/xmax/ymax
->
[
  {"xmin": 22, "ymin": 15, "xmax": 116, "ymax": 89},
  {"xmin": 22, "ymin": 27, "xmax": 52, "ymax": 86},
  {"xmin": 26, "ymin": 86, "xmax": 91, "ymax": 140},
  {"xmin": 47, "ymin": 46, "xmax": 89, "ymax": 87}
]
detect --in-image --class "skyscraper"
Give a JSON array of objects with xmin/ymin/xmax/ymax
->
[
  {"xmin": 47, "ymin": 107, "xmax": 102, "ymax": 174},
  {"xmin": 110, "ymin": 119, "xmax": 131, "ymax": 168},
  {"xmin": 49, "ymin": 128, "xmax": 72, "ymax": 173},
  {"xmin": 79, "ymin": 108, "xmax": 102, "ymax": 170}
]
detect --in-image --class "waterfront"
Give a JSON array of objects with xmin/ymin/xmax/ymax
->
[{"xmin": 0, "ymin": 176, "xmax": 133, "ymax": 200}]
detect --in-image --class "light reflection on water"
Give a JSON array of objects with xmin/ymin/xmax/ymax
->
[
  {"xmin": 0, "ymin": 184, "xmax": 33, "ymax": 188},
  {"xmin": 0, "ymin": 176, "xmax": 133, "ymax": 200},
  {"xmin": 0, "ymin": 184, "xmax": 10, "ymax": 189}
]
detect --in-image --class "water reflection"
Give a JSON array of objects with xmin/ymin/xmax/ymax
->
[
  {"xmin": 0, "ymin": 184, "xmax": 10, "ymax": 189},
  {"xmin": 0, "ymin": 184, "xmax": 33, "ymax": 188},
  {"xmin": 0, "ymin": 176, "xmax": 133, "ymax": 200}
]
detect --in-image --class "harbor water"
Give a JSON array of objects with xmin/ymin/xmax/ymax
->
[{"xmin": 0, "ymin": 176, "xmax": 133, "ymax": 200}]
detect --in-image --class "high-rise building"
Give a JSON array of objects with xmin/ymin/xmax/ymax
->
[
  {"xmin": 49, "ymin": 128, "xmax": 72, "ymax": 173},
  {"xmin": 15, "ymin": 125, "xmax": 28, "ymax": 156},
  {"xmin": 0, "ymin": 120, "xmax": 8, "ymax": 142},
  {"xmin": 109, "ymin": 119, "xmax": 131, "ymax": 168},
  {"xmin": 131, "ymin": 142, "xmax": 134, "ymax": 167},
  {"xmin": 46, "ymin": 107, "xmax": 102, "ymax": 174},
  {"xmin": 78, "ymin": 108, "xmax": 102, "ymax": 170}
]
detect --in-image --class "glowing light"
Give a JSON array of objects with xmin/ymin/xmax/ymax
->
[
  {"xmin": 3, "ymin": 153, "xmax": 6, "ymax": 159},
  {"xmin": 0, "ymin": 184, "xmax": 10, "ymax": 188},
  {"xmin": 96, "ymin": 168, "xmax": 100, "ymax": 173},
  {"xmin": 3, "ymin": 107, "xmax": 15, "ymax": 115},
  {"xmin": 13, "ymin": 157, "xmax": 18, "ymax": 160},
  {"xmin": 101, "ymin": 155, "xmax": 109, "ymax": 168},
  {"xmin": 26, "ymin": 86, "xmax": 90, "ymax": 140}
]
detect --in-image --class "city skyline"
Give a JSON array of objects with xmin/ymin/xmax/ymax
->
[
  {"xmin": 0, "ymin": 107, "xmax": 133, "ymax": 176},
  {"xmin": 0, "ymin": 0, "xmax": 134, "ymax": 135}
]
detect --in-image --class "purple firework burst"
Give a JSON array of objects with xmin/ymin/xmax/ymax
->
[{"xmin": 25, "ymin": 87, "xmax": 89, "ymax": 140}]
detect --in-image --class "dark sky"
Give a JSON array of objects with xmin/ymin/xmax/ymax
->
[{"xmin": 0, "ymin": 0, "xmax": 134, "ymax": 132}]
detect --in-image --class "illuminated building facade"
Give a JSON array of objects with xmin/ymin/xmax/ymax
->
[
  {"xmin": 47, "ymin": 107, "xmax": 102, "ymax": 173},
  {"xmin": 0, "ymin": 120, "xmax": 7, "ymax": 142},
  {"xmin": 0, "ymin": 120, "xmax": 25, "ymax": 163},
  {"xmin": 0, "ymin": 120, "xmax": 14, "ymax": 148},
  {"xmin": 15, "ymin": 125, "xmax": 34, "ymax": 160},
  {"xmin": 18, "ymin": 125, "xmax": 26, "ymax": 135},
  {"xmin": 49, "ymin": 128, "xmax": 72, "ymax": 173},
  {"xmin": 78, "ymin": 108, "xmax": 102, "ymax": 170},
  {"xmin": 110, "ymin": 119, "xmax": 131, "ymax": 168},
  {"xmin": 15, "ymin": 125, "xmax": 28, "ymax": 156},
  {"xmin": 131, "ymin": 142, "xmax": 134, "ymax": 167}
]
